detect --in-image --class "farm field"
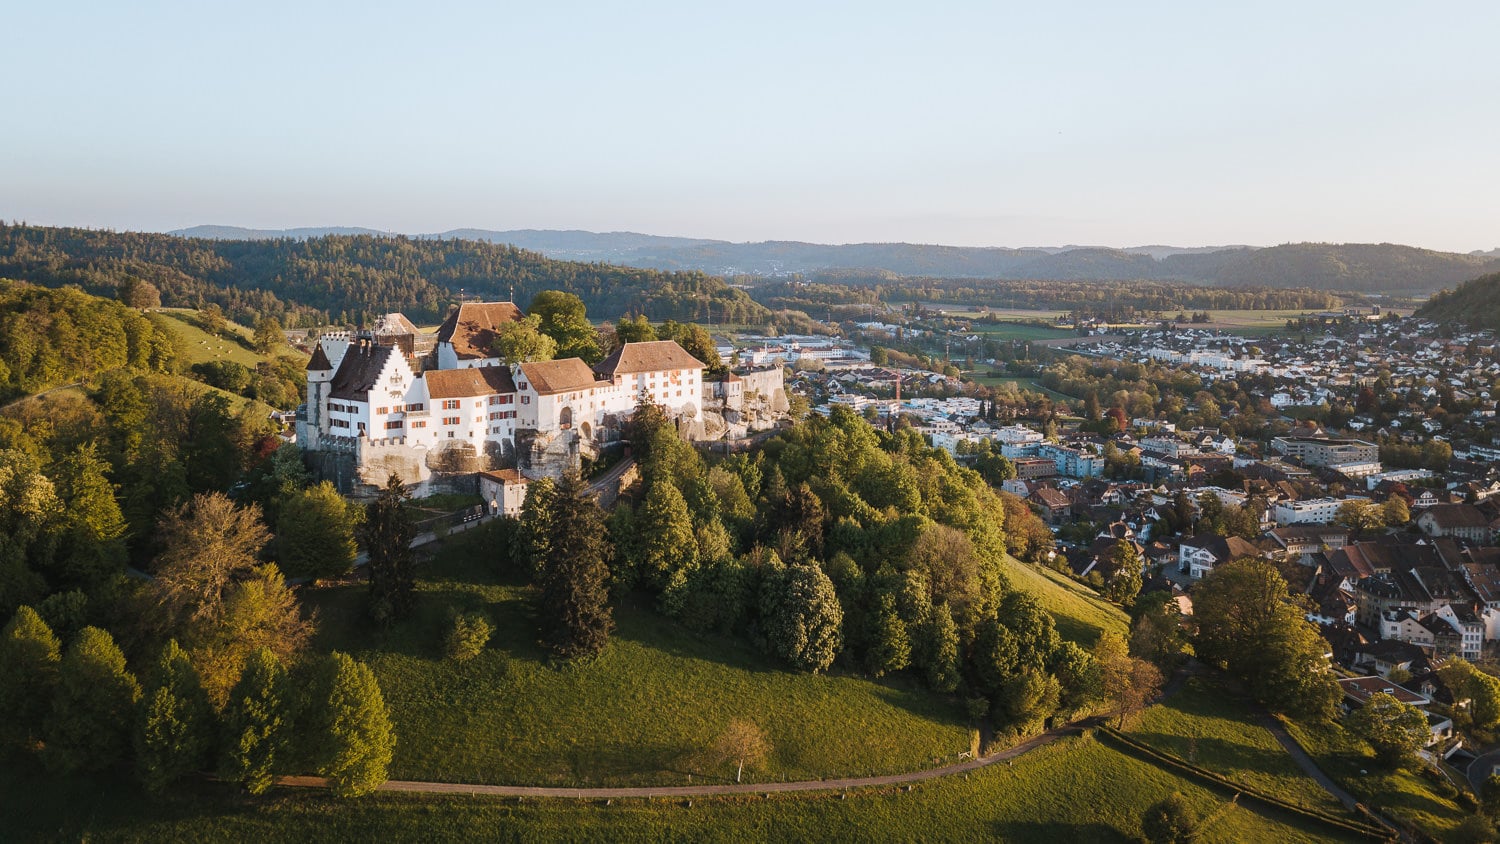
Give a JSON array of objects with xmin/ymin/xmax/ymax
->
[{"xmin": 0, "ymin": 732, "xmax": 1360, "ymax": 843}]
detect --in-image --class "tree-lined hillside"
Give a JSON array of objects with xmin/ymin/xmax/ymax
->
[
  {"xmin": 0, "ymin": 281, "xmax": 178, "ymax": 401},
  {"xmin": 0, "ymin": 224, "xmax": 771, "ymax": 329},
  {"xmin": 1418, "ymin": 271, "xmax": 1500, "ymax": 329}
]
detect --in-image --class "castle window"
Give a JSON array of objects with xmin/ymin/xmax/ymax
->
[
  {"xmin": 385, "ymin": 420, "xmax": 403, "ymax": 430},
  {"xmin": 410, "ymin": 421, "xmax": 426, "ymax": 429},
  {"xmin": 376, "ymin": 407, "xmax": 388, "ymax": 415},
  {"xmin": 442, "ymin": 399, "xmax": 460, "ymax": 410}
]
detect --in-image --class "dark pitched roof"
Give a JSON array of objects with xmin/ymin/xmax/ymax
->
[
  {"xmin": 424, "ymin": 366, "xmax": 516, "ymax": 399},
  {"xmin": 436, "ymin": 302, "xmax": 524, "ymax": 360},
  {"xmin": 594, "ymin": 340, "xmax": 706, "ymax": 377},
  {"xmin": 1421, "ymin": 503, "xmax": 1489, "ymax": 530},
  {"xmin": 306, "ymin": 343, "xmax": 333, "ymax": 372},
  {"xmin": 328, "ymin": 341, "xmax": 396, "ymax": 402},
  {"xmin": 1181, "ymin": 534, "xmax": 1260, "ymax": 562},
  {"xmin": 517, "ymin": 358, "xmax": 601, "ymax": 396}
]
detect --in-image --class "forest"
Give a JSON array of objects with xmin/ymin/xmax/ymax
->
[
  {"xmin": 1418, "ymin": 270, "xmax": 1500, "ymax": 330},
  {"xmin": 0, "ymin": 224, "xmax": 772, "ymax": 330},
  {"xmin": 751, "ymin": 276, "xmax": 1350, "ymax": 319}
]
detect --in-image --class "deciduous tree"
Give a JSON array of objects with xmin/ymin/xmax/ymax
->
[
  {"xmin": 1346, "ymin": 692, "xmax": 1429, "ymax": 769},
  {"xmin": 759, "ymin": 562, "xmax": 842, "ymax": 673},
  {"xmin": 219, "ymin": 647, "xmax": 290, "ymax": 794},
  {"xmin": 711, "ymin": 718, "xmax": 771, "ymax": 783},
  {"xmin": 304, "ymin": 651, "xmax": 396, "ymax": 797},
  {"xmin": 275, "ymin": 481, "xmax": 359, "ymax": 581},
  {"xmin": 491, "ymin": 314, "xmax": 557, "ymax": 364}
]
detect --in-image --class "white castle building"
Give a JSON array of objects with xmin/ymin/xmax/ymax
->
[{"xmin": 297, "ymin": 301, "xmax": 782, "ymax": 493}]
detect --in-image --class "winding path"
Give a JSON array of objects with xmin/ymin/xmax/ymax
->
[
  {"xmin": 1258, "ymin": 712, "xmax": 1409, "ymax": 842},
  {"xmin": 274, "ymin": 717, "xmax": 1099, "ymax": 799}
]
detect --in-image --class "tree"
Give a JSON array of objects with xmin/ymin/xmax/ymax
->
[
  {"xmin": 1000, "ymin": 668, "xmax": 1061, "ymax": 734},
  {"xmin": 657, "ymin": 320, "xmax": 722, "ymax": 371},
  {"xmin": 50, "ymin": 443, "xmax": 128, "ymax": 589},
  {"xmin": 538, "ymin": 471, "xmax": 614, "ymax": 659},
  {"xmin": 759, "ymin": 562, "xmax": 843, "ymax": 673},
  {"xmin": 1129, "ymin": 593, "xmax": 1188, "ymax": 671},
  {"xmin": 443, "ymin": 610, "xmax": 493, "ymax": 662},
  {"xmin": 634, "ymin": 479, "xmax": 700, "ymax": 613},
  {"xmin": 304, "ymin": 652, "xmax": 396, "ymax": 797},
  {"xmin": 711, "ymin": 718, "xmax": 771, "ymax": 784},
  {"xmin": 1334, "ymin": 500, "xmax": 1384, "ymax": 534},
  {"xmin": 870, "ymin": 346, "xmax": 889, "ymax": 365},
  {"xmin": 120, "ymin": 277, "xmax": 162, "ymax": 310},
  {"xmin": 219, "ymin": 647, "xmax": 290, "ymax": 794},
  {"xmin": 360, "ymin": 475, "xmax": 416, "ymax": 624},
  {"xmin": 1051, "ymin": 640, "xmax": 1104, "ymax": 714},
  {"xmin": 275, "ymin": 481, "xmax": 359, "ymax": 581},
  {"xmin": 613, "ymin": 314, "xmax": 657, "ymax": 347},
  {"xmin": 1141, "ymin": 792, "xmax": 1198, "ymax": 843},
  {"xmin": 1439, "ymin": 659, "xmax": 1500, "ymax": 728},
  {"xmin": 1094, "ymin": 631, "xmax": 1162, "ymax": 727},
  {"xmin": 1381, "ymin": 495, "xmax": 1411, "ymax": 527},
  {"xmin": 135, "ymin": 639, "xmax": 214, "ymax": 792},
  {"xmin": 915, "ymin": 603, "xmax": 961, "ymax": 692},
  {"xmin": 1346, "ymin": 692, "xmax": 1429, "ymax": 769},
  {"xmin": 191, "ymin": 564, "xmax": 313, "ymax": 706},
  {"xmin": 528, "ymin": 291, "xmax": 601, "ymax": 363},
  {"xmin": 43, "ymin": 626, "xmax": 141, "ymax": 773},
  {"xmin": 199, "ymin": 303, "xmax": 227, "ymax": 337},
  {"xmin": 1105, "ymin": 540, "xmax": 1143, "ymax": 605},
  {"xmin": 1193, "ymin": 558, "xmax": 1341, "ymax": 719},
  {"xmin": 491, "ymin": 314, "xmax": 557, "ymax": 364},
  {"xmin": 1481, "ymin": 774, "xmax": 1500, "ymax": 817},
  {"xmin": 253, "ymin": 316, "xmax": 283, "ymax": 355},
  {"xmin": 864, "ymin": 591, "xmax": 911, "ymax": 677},
  {"xmin": 512, "ymin": 476, "xmax": 556, "ymax": 577},
  {"xmin": 0, "ymin": 606, "xmax": 61, "ymax": 749}
]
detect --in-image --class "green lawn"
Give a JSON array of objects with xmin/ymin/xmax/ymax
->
[
  {"xmin": 305, "ymin": 533, "xmax": 971, "ymax": 787},
  {"xmin": 970, "ymin": 323, "xmax": 1076, "ymax": 341},
  {"xmin": 1280, "ymin": 716, "xmax": 1470, "ymax": 840},
  {"xmin": 1126, "ymin": 677, "xmax": 1345, "ymax": 814},
  {"xmin": 999, "ymin": 556, "xmax": 1128, "ymax": 647},
  {"xmin": 0, "ymin": 734, "xmax": 1360, "ymax": 842},
  {"xmin": 964, "ymin": 372, "xmax": 1077, "ymax": 402}
]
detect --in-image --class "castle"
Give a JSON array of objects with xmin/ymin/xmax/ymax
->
[{"xmin": 296, "ymin": 301, "xmax": 788, "ymax": 494}]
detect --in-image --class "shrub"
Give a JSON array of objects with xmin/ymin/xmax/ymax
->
[{"xmin": 444, "ymin": 611, "xmax": 493, "ymax": 663}]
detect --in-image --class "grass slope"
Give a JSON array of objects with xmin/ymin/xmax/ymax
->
[
  {"xmin": 0, "ymin": 734, "xmax": 1358, "ymax": 843},
  {"xmin": 1126, "ymin": 677, "xmax": 1345, "ymax": 814},
  {"xmin": 1282, "ymin": 716, "xmax": 1470, "ymax": 840},
  {"xmin": 306, "ymin": 537, "xmax": 970, "ymax": 787},
  {"xmin": 998, "ymin": 555, "xmax": 1129, "ymax": 647},
  {"xmin": 153, "ymin": 308, "xmax": 300, "ymax": 368}
]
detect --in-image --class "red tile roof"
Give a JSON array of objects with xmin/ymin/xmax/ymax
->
[
  {"xmin": 424, "ymin": 366, "xmax": 516, "ymax": 399},
  {"xmin": 594, "ymin": 340, "xmax": 706, "ymax": 377},
  {"xmin": 436, "ymin": 302, "xmax": 524, "ymax": 360},
  {"xmin": 518, "ymin": 358, "xmax": 601, "ymax": 396}
]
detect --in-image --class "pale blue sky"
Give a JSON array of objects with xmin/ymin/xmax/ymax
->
[{"xmin": 4, "ymin": 1, "xmax": 1497, "ymax": 250}]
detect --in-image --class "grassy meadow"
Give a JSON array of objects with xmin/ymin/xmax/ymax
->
[{"xmin": 997, "ymin": 555, "xmax": 1128, "ymax": 647}]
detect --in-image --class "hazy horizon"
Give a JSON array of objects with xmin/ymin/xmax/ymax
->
[{"xmin": 5, "ymin": 1, "xmax": 1498, "ymax": 252}]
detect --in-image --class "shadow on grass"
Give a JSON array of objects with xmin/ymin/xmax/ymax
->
[{"xmin": 990, "ymin": 820, "xmax": 1125, "ymax": 843}]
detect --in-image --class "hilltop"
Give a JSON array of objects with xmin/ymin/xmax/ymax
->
[
  {"xmin": 0, "ymin": 223, "xmax": 770, "ymax": 329},
  {"xmin": 1416, "ymin": 270, "xmax": 1500, "ymax": 329},
  {"xmin": 172, "ymin": 226, "xmax": 1500, "ymax": 293}
]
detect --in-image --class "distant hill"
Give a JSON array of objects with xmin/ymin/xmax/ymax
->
[
  {"xmin": 168, "ymin": 227, "xmax": 1499, "ymax": 293},
  {"xmin": 172, "ymin": 225, "xmax": 392, "ymax": 240},
  {"xmin": 1417, "ymin": 271, "xmax": 1500, "ymax": 329},
  {"xmin": 3, "ymin": 224, "xmax": 770, "ymax": 329}
]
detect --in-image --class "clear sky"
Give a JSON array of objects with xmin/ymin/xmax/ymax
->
[{"xmin": 4, "ymin": 1, "xmax": 1497, "ymax": 250}]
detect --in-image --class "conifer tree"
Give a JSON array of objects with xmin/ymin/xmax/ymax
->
[
  {"xmin": 0, "ymin": 606, "xmax": 61, "ymax": 749},
  {"xmin": 43, "ymin": 626, "xmax": 141, "ymax": 773},
  {"xmin": 360, "ymin": 475, "xmax": 415, "ymax": 623},
  {"xmin": 915, "ymin": 603, "xmax": 961, "ymax": 693},
  {"xmin": 512, "ymin": 476, "xmax": 556, "ymax": 577},
  {"xmin": 538, "ymin": 471, "xmax": 614, "ymax": 659},
  {"xmin": 219, "ymin": 647, "xmax": 290, "ymax": 794},
  {"xmin": 135, "ymin": 639, "xmax": 215, "ymax": 792},
  {"xmin": 635, "ymin": 478, "xmax": 699, "ymax": 613},
  {"xmin": 304, "ymin": 652, "xmax": 395, "ymax": 797}
]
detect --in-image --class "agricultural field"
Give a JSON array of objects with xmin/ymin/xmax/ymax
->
[
  {"xmin": 0, "ymin": 732, "xmax": 1360, "ymax": 843},
  {"xmin": 152, "ymin": 308, "xmax": 287, "ymax": 368}
]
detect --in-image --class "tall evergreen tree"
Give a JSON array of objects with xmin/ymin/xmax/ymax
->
[
  {"xmin": 135, "ymin": 639, "xmax": 215, "ymax": 792},
  {"xmin": 864, "ymin": 591, "xmax": 911, "ymax": 677},
  {"xmin": 512, "ymin": 476, "xmax": 556, "ymax": 577},
  {"xmin": 360, "ymin": 475, "xmax": 416, "ymax": 624},
  {"xmin": 219, "ymin": 647, "xmax": 290, "ymax": 794},
  {"xmin": 538, "ymin": 471, "xmax": 614, "ymax": 659},
  {"xmin": 0, "ymin": 606, "xmax": 61, "ymax": 749},
  {"xmin": 635, "ymin": 478, "xmax": 699, "ymax": 614},
  {"xmin": 304, "ymin": 652, "xmax": 396, "ymax": 797},
  {"xmin": 43, "ymin": 626, "xmax": 141, "ymax": 773}
]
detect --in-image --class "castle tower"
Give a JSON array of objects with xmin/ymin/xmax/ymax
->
[{"xmin": 304, "ymin": 342, "xmax": 335, "ymax": 449}]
